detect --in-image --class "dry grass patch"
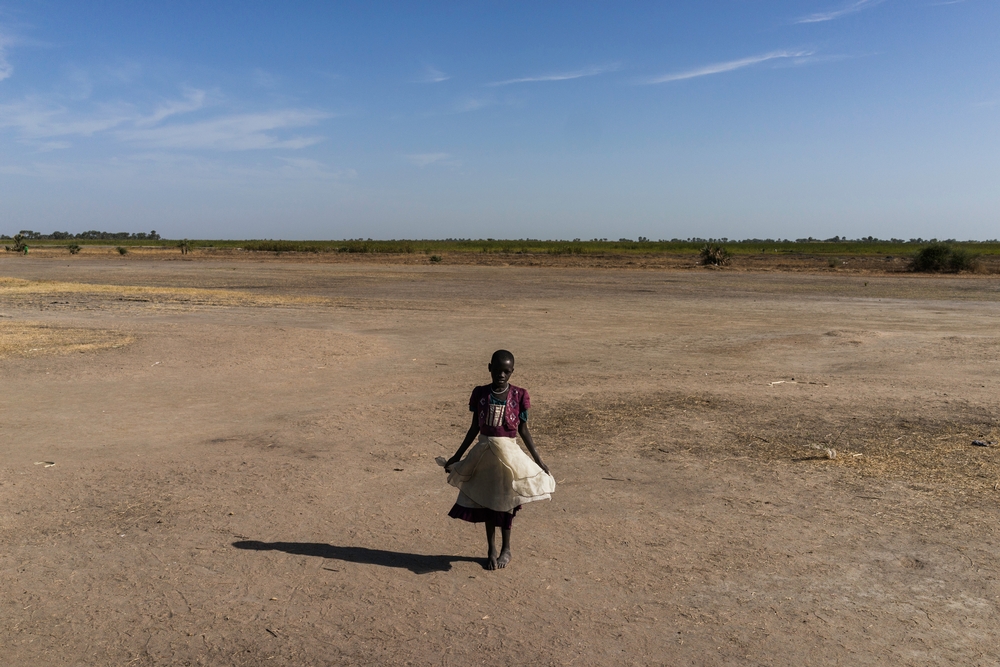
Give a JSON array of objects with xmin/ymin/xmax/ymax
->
[
  {"xmin": 0, "ymin": 322, "xmax": 133, "ymax": 358},
  {"xmin": 0, "ymin": 277, "xmax": 327, "ymax": 309},
  {"xmin": 537, "ymin": 391, "xmax": 1000, "ymax": 495}
]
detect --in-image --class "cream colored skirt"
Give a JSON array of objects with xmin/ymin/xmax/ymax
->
[{"xmin": 444, "ymin": 435, "xmax": 555, "ymax": 512}]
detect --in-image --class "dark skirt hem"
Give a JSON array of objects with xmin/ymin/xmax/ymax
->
[{"xmin": 448, "ymin": 504, "xmax": 520, "ymax": 530}]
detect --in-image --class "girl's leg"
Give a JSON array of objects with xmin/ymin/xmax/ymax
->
[
  {"xmin": 497, "ymin": 527, "xmax": 512, "ymax": 568},
  {"xmin": 485, "ymin": 518, "xmax": 499, "ymax": 570}
]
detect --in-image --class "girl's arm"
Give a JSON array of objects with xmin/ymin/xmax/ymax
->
[
  {"xmin": 518, "ymin": 420, "xmax": 550, "ymax": 474},
  {"xmin": 445, "ymin": 413, "xmax": 480, "ymax": 471}
]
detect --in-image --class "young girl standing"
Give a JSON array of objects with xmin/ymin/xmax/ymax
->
[{"xmin": 443, "ymin": 350, "xmax": 555, "ymax": 570}]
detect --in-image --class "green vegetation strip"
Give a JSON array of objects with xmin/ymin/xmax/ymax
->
[{"xmin": 12, "ymin": 237, "xmax": 1000, "ymax": 256}]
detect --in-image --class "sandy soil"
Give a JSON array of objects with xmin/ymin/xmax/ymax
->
[{"xmin": 2, "ymin": 255, "xmax": 999, "ymax": 666}]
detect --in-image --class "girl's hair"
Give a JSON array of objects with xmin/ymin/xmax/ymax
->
[{"xmin": 491, "ymin": 349, "xmax": 514, "ymax": 366}]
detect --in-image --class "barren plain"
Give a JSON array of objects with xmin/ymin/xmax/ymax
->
[{"xmin": 2, "ymin": 254, "xmax": 999, "ymax": 666}]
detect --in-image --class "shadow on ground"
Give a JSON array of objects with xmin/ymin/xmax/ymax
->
[{"xmin": 232, "ymin": 540, "xmax": 482, "ymax": 574}]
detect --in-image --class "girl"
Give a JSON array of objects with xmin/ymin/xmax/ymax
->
[{"xmin": 442, "ymin": 350, "xmax": 555, "ymax": 570}]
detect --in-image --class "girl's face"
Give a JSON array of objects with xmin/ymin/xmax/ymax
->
[{"xmin": 489, "ymin": 358, "xmax": 514, "ymax": 390}]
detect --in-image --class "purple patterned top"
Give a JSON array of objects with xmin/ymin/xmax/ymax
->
[{"xmin": 470, "ymin": 384, "xmax": 530, "ymax": 438}]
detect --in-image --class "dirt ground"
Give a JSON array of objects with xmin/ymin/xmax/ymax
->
[{"xmin": 2, "ymin": 254, "xmax": 999, "ymax": 666}]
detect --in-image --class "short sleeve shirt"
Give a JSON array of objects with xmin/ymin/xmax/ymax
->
[{"xmin": 470, "ymin": 384, "xmax": 530, "ymax": 438}]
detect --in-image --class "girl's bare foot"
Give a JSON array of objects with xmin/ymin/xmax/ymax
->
[
  {"xmin": 497, "ymin": 548, "xmax": 511, "ymax": 568},
  {"xmin": 487, "ymin": 548, "xmax": 499, "ymax": 570}
]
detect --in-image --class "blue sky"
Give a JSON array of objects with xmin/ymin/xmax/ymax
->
[{"xmin": 1, "ymin": 1, "xmax": 998, "ymax": 240}]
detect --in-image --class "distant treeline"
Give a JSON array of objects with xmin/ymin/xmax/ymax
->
[
  {"xmin": 1, "ymin": 230, "xmax": 160, "ymax": 241},
  {"xmin": 212, "ymin": 237, "xmax": 1000, "ymax": 256},
  {"xmin": 8, "ymin": 233, "xmax": 1000, "ymax": 256}
]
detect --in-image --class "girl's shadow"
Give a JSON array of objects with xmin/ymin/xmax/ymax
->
[{"xmin": 232, "ymin": 541, "xmax": 482, "ymax": 574}]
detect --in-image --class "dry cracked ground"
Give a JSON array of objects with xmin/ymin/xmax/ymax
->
[{"xmin": 2, "ymin": 255, "xmax": 999, "ymax": 666}]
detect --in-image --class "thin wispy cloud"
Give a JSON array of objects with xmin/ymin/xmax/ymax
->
[
  {"xmin": 118, "ymin": 110, "xmax": 329, "ymax": 150},
  {"xmin": 252, "ymin": 68, "xmax": 279, "ymax": 88},
  {"xmin": 108, "ymin": 61, "xmax": 143, "ymax": 84},
  {"xmin": 0, "ymin": 35, "xmax": 14, "ymax": 82},
  {"xmin": 136, "ymin": 88, "xmax": 206, "ymax": 126},
  {"xmin": 123, "ymin": 152, "xmax": 358, "ymax": 184},
  {"xmin": 487, "ymin": 63, "xmax": 618, "ymax": 86},
  {"xmin": 276, "ymin": 157, "xmax": 357, "ymax": 180},
  {"xmin": 0, "ymin": 99, "xmax": 134, "ymax": 138},
  {"xmin": 795, "ymin": 0, "xmax": 885, "ymax": 24},
  {"xmin": 415, "ymin": 65, "xmax": 450, "ymax": 83},
  {"xmin": 0, "ymin": 161, "xmax": 85, "ymax": 178},
  {"xmin": 36, "ymin": 140, "xmax": 71, "ymax": 152},
  {"xmin": 641, "ymin": 50, "xmax": 814, "ymax": 84},
  {"xmin": 405, "ymin": 152, "xmax": 460, "ymax": 167},
  {"xmin": 770, "ymin": 51, "xmax": 874, "ymax": 68},
  {"xmin": 0, "ymin": 153, "xmax": 358, "ymax": 188},
  {"xmin": 0, "ymin": 88, "xmax": 329, "ymax": 152},
  {"xmin": 455, "ymin": 96, "xmax": 493, "ymax": 113}
]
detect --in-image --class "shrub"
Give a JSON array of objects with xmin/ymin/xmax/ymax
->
[
  {"xmin": 699, "ymin": 244, "xmax": 731, "ymax": 266},
  {"xmin": 947, "ymin": 247, "xmax": 978, "ymax": 272},
  {"xmin": 910, "ymin": 244, "xmax": 950, "ymax": 272},
  {"xmin": 117, "ymin": 246, "xmax": 128, "ymax": 255},
  {"xmin": 177, "ymin": 239, "xmax": 191, "ymax": 254},
  {"xmin": 429, "ymin": 255, "xmax": 442, "ymax": 263},
  {"xmin": 241, "ymin": 240, "xmax": 322, "ymax": 252},
  {"xmin": 4, "ymin": 234, "xmax": 28, "ymax": 254},
  {"xmin": 911, "ymin": 244, "xmax": 980, "ymax": 273},
  {"xmin": 828, "ymin": 257, "xmax": 841, "ymax": 268},
  {"xmin": 68, "ymin": 244, "xmax": 81, "ymax": 255}
]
